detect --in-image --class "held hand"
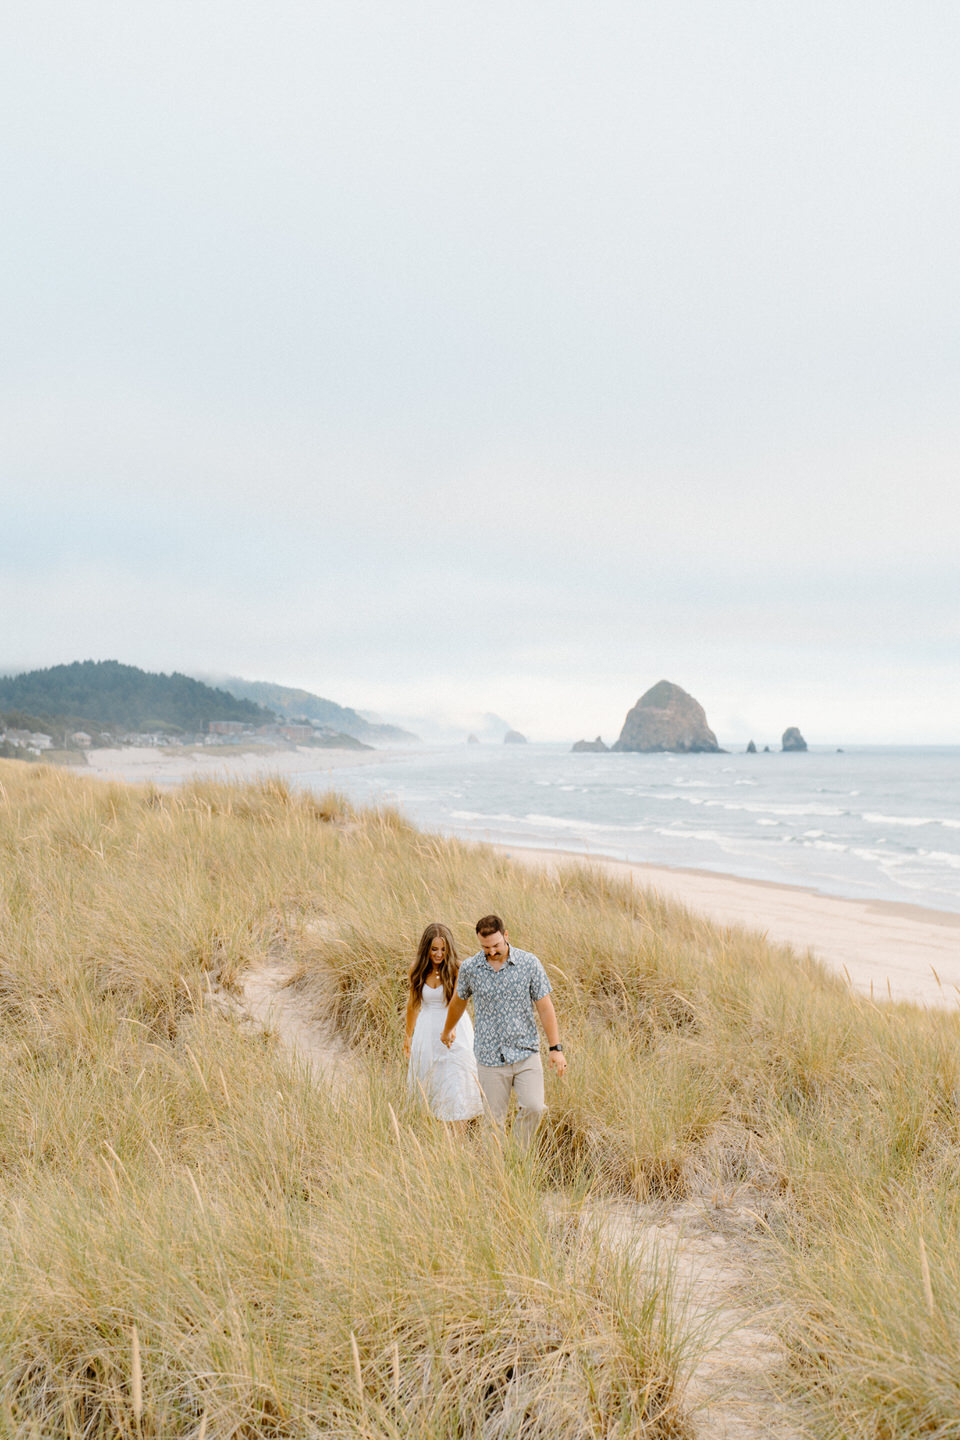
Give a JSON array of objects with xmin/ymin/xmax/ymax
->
[
  {"xmin": 403, "ymin": 1038, "xmax": 411, "ymax": 1060},
  {"xmin": 441, "ymin": 1028, "xmax": 456, "ymax": 1048},
  {"xmin": 549, "ymin": 1049, "xmax": 567, "ymax": 1077}
]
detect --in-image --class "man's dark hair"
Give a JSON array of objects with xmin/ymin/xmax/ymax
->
[{"xmin": 476, "ymin": 914, "xmax": 505, "ymax": 937}]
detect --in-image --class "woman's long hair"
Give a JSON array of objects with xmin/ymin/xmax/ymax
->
[{"xmin": 408, "ymin": 922, "xmax": 459, "ymax": 1005}]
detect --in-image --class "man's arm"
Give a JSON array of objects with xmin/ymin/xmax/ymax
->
[
  {"xmin": 441, "ymin": 993, "xmax": 467, "ymax": 1048},
  {"xmin": 535, "ymin": 995, "xmax": 567, "ymax": 1075}
]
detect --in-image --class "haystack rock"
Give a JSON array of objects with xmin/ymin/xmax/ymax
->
[
  {"xmin": 745, "ymin": 740, "xmax": 757, "ymax": 754},
  {"xmin": 612, "ymin": 681, "xmax": 722, "ymax": 754},
  {"xmin": 504, "ymin": 729, "xmax": 527, "ymax": 744},
  {"xmin": 466, "ymin": 734, "xmax": 480, "ymax": 745},
  {"xmin": 782, "ymin": 727, "xmax": 808, "ymax": 752},
  {"xmin": 572, "ymin": 736, "xmax": 609, "ymax": 752}
]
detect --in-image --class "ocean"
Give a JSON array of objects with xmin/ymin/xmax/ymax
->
[{"xmin": 294, "ymin": 744, "xmax": 960, "ymax": 915}]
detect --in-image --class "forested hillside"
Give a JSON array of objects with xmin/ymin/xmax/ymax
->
[{"xmin": 0, "ymin": 661, "xmax": 275, "ymax": 733}]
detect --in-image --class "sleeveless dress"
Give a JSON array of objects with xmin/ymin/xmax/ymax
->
[{"xmin": 407, "ymin": 982, "xmax": 484, "ymax": 1121}]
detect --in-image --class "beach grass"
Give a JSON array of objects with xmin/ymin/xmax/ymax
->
[{"xmin": 2, "ymin": 758, "xmax": 960, "ymax": 1437}]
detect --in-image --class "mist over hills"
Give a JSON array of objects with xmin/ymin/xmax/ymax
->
[{"xmin": 198, "ymin": 675, "xmax": 418, "ymax": 745}]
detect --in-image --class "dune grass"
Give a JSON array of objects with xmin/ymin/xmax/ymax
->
[{"xmin": 2, "ymin": 758, "xmax": 960, "ymax": 1436}]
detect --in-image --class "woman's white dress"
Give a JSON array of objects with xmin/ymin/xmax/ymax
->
[{"xmin": 407, "ymin": 983, "xmax": 483, "ymax": 1121}]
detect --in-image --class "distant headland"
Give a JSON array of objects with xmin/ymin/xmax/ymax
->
[{"xmin": 0, "ymin": 660, "xmax": 418, "ymax": 762}]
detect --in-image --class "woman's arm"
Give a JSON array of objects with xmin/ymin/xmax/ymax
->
[
  {"xmin": 403, "ymin": 993, "xmax": 420, "ymax": 1059},
  {"xmin": 441, "ymin": 993, "xmax": 467, "ymax": 1048}
]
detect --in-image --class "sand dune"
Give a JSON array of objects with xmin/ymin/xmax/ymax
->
[
  {"xmin": 501, "ymin": 845, "xmax": 960, "ymax": 1011},
  {"xmin": 85, "ymin": 746, "xmax": 960, "ymax": 1011}
]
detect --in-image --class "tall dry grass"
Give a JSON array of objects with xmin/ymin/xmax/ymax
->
[
  {"xmin": 0, "ymin": 763, "xmax": 690, "ymax": 1438},
  {"xmin": 4, "ymin": 759, "xmax": 960, "ymax": 1436}
]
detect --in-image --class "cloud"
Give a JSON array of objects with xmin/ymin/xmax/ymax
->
[{"xmin": 3, "ymin": 4, "xmax": 959, "ymax": 741}]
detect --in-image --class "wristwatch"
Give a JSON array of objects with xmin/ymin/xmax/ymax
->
[{"xmin": 549, "ymin": 1043, "xmax": 563, "ymax": 1052}]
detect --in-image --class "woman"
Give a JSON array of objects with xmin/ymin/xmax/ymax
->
[{"xmin": 405, "ymin": 922, "xmax": 483, "ymax": 1125}]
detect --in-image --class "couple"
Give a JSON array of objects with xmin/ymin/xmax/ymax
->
[{"xmin": 404, "ymin": 913, "xmax": 567, "ymax": 1144}]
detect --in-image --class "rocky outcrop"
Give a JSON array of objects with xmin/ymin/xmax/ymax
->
[
  {"xmin": 572, "ymin": 736, "xmax": 609, "ymax": 753},
  {"xmin": 782, "ymin": 727, "xmax": 808, "ymax": 752},
  {"xmin": 612, "ymin": 681, "xmax": 722, "ymax": 754},
  {"xmin": 466, "ymin": 734, "xmax": 480, "ymax": 745},
  {"xmin": 504, "ymin": 729, "xmax": 527, "ymax": 744},
  {"xmin": 745, "ymin": 740, "xmax": 757, "ymax": 754}
]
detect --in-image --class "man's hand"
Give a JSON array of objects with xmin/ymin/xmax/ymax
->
[{"xmin": 535, "ymin": 995, "xmax": 566, "ymax": 1076}]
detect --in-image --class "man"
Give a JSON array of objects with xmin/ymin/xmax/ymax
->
[{"xmin": 441, "ymin": 913, "xmax": 566, "ymax": 1147}]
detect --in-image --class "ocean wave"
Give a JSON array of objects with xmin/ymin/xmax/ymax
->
[
  {"xmin": 851, "ymin": 847, "xmax": 908, "ymax": 867},
  {"xmin": 706, "ymin": 800, "xmax": 846, "ymax": 818},
  {"xmin": 917, "ymin": 849, "xmax": 960, "ymax": 871},
  {"xmin": 522, "ymin": 813, "xmax": 609, "ymax": 832},
  {"xmin": 654, "ymin": 826, "xmax": 740, "ymax": 852},
  {"xmin": 862, "ymin": 812, "xmax": 935, "ymax": 828},
  {"xmin": 449, "ymin": 809, "xmax": 525, "ymax": 824}
]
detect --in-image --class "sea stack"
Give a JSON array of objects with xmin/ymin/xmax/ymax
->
[
  {"xmin": 503, "ymin": 729, "xmax": 527, "ymax": 744},
  {"xmin": 782, "ymin": 727, "xmax": 808, "ymax": 752},
  {"xmin": 612, "ymin": 681, "xmax": 721, "ymax": 753},
  {"xmin": 746, "ymin": 740, "xmax": 757, "ymax": 754},
  {"xmin": 572, "ymin": 736, "xmax": 609, "ymax": 752}
]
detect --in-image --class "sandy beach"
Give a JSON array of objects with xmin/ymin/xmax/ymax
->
[{"xmin": 85, "ymin": 746, "xmax": 960, "ymax": 1011}]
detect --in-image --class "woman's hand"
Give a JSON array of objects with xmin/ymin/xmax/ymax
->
[{"xmin": 403, "ymin": 1037, "xmax": 412, "ymax": 1059}]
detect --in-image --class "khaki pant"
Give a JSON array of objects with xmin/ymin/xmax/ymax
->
[{"xmin": 476, "ymin": 1052, "xmax": 546, "ymax": 1149}]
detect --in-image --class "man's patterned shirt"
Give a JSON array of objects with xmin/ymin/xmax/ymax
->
[{"xmin": 456, "ymin": 946, "xmax": 552, "ymax": 1065}]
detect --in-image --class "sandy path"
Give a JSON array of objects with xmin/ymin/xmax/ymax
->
[
  {"xmin": 235, "ymin": 959, "xmax": 803, "ymax": 1439},
  {"xmin": 239, "ymin": 958, "xmax": 355, "ymax": 1095},
  {"xmin": 502, "ymin": 845, "xmax": 960, "ymax": 1009},
  {"xmin": 601, "ymin": 1200, "xmax": 803, "ymax": 1440}
]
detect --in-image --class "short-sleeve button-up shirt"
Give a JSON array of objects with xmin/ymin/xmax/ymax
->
[{"xmin": 456, "ymin": 946, "xmax": 552, "ymax": 1066}]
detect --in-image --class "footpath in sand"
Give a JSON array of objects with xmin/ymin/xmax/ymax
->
[{"xmin": 234, "ymin": 956, "xmax": 805, "ymax": 1440}]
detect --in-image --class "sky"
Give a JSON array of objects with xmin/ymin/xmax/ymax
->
[{"xmin": 3, "ymin": 2, "xmax": 959, "ymax": 744}]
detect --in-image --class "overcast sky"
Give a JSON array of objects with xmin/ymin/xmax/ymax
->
[{"xmin": 3, "ymin": 2, "xmax": 958, "ymax": 742}]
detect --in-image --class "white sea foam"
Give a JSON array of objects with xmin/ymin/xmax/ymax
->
[
  {"xmin": 918, "ymin": 850, "xmax": 960, "ymax": 870},
  {"xmin": 862, "ymin": 812, "xmax": 935, "ymax": 828},
  {"xmin": 523, "ymin": 813, "xmax": 608, "ymax": 832}
]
